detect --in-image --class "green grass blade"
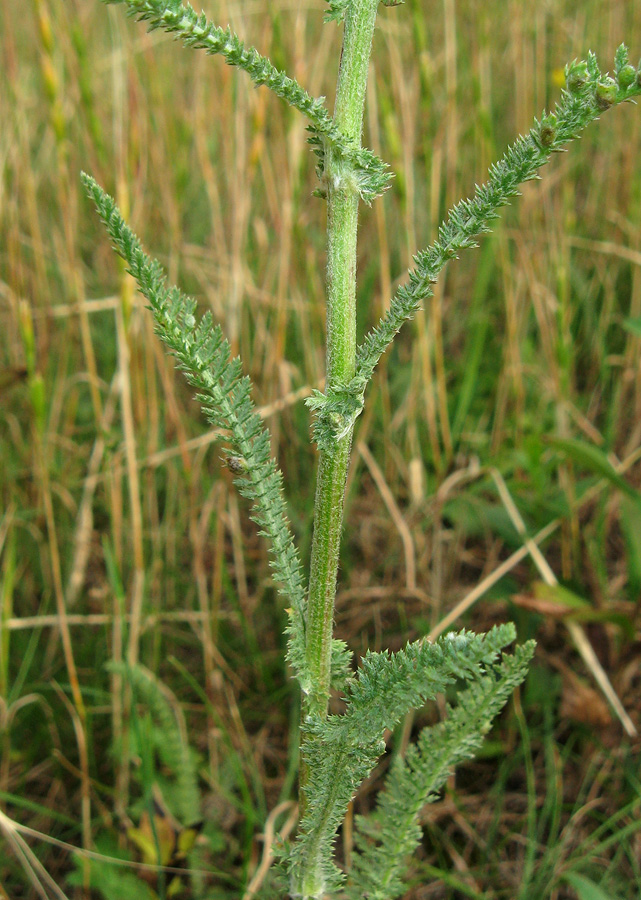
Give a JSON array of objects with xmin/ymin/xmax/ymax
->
[
  {"xmin": 547, "ymin": 436, "xmax": 641, "ymax": 501},
  {"xmin": 562, "ymin": 872, "xmax": 625, "ymax": 900}
]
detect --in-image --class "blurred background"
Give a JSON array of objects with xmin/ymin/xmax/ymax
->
[{"xmin": 1, "ymin": 0, "xmax": 641, "ymax": 897}]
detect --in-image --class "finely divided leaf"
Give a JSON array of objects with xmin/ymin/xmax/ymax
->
[
  {"xmin": 82, "ymin": 174, "xmax": 310, "ymax": 688},
  {"xmin": 350, "ymin": 48, "xmax": 641, "ymax": 396},
  {"xmin": 109, "ymin": 662, "xmax": 201, "ymax": 826},
  {"xmin": 288, "ymin": 625, "xmax": 520, "ymax": 896},
  {"xmin": 346, "ymin": 641, "xmax": 535, "ymax": 899},
  {"xmin": 103, "ymin": 0, "xmax": 391, "ymax": 203},
  {"xmin": 324, "ymin": 0, "xmax": 352, "ymax": 22}
]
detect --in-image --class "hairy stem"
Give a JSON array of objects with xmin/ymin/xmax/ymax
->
[
  {"xmin": 305, "ymin": 0, "xmax": 379, "ymax": 720},
  {"xmin": 296, "ymin": 2, "xmax": 379, "ymax": 896}
]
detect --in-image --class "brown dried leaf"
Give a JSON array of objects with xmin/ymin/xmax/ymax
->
[{"xmin": 559, "ymin": 674, "xmax": 612, "ymax": 729}]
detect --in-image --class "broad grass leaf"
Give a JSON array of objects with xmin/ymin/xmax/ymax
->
[
  {"xmin": 546, "ymin": 436, "xmax": 640, "ymax": 502},
  {"xmin": 562, "ymin": 871, "xmax": 624, "ymax": 900},
  {"xmin": 620, "ymin": 495, "xmax": 641, "ymax": 597},
  {"xmin": 622, "ymin": 316, "xmax": 641, "ymax": 337}
]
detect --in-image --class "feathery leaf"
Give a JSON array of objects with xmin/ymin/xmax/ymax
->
[
  {"xmin": 82, "ymin": 174, "xmax": 311, "ymax": 687},
  {"xmin": 102, "ymin": 0, "xmax": 391, "ymax": 202},
  {"xmin": 350, "ymin": 47, "xmax": 641, "ymax": 396},
  {"xmin": 109, "ymin": 662, "xmax": 201, "ymax": 825},
  {"xmin": 288, "ymin": 625, "xmax": 519, "ymax": 896},
  {"xmin": 324, "ymin": 0, "xmax": 352, "ymax": 22},
  {"xmin": 345, "ymin": 641, "xmax": 535, "ymax": 899}
]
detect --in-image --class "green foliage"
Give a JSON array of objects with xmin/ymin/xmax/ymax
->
[
  {"xmin": 345, "ymin": 641, "xmax": 535, "ymax": 900},
  {"xmin": 83, "ymin": 2, "xmax": 641, "ymax": 896},
  {"xmin": 324, "ymin": 0, "xmax": 403, "ymax": 23},
  {"xmin": 323, "ymin": 0, "xmax": 352, "ymax": 23},
  {"xmin": 349, "ymin": 47, "xmax": 641, "ymax": 391},
  {"xmin": 288, "ymin": 625, "xmax": 529, "ymax": 896},
  {"xmin": 561, "ymin": 872, "xmax": 625, "ymax": 900},
  {"xmin": 82, "ymin": 173, "xmax": 312, "ymax": 688},
  {"xmin": 110, "ymin": 662, "xmax": 201, "ymax": 826},
  {"xmin": 103, "ymin": 0, "xmax": 391, "ymax": 203},
  {"xmin": 82, "ymin": 174, "xmax": 356, "ymax": 698},
  {"xmin": 548, "ymin": 435, "xmax": 641, "ymax": 502},
  {"xmin": 69, "ymin": 853, "xmax": 159, "ymax": 900},
  {"xmin": 306, "ymin": 386, "xmax": 365, "ymax": 454},
  {"xmin": 307, "ymin": 46, "xmax": 641, "ymax": 456}
]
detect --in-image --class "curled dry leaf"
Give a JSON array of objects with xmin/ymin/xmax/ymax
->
[
  {"xmin": 511, "ymin": 591, "xmax": 577, "ymax": 618},
  {"xmin": 559, "ymin": 672, "xmax": 613, "ymax": 730}
]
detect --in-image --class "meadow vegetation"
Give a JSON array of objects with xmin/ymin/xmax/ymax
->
[{"xmin": 1, "ymin": 0, "xmax": 641, "ymax": 897}]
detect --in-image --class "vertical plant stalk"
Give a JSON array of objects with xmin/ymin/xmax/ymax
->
[
  {"xmin": 305, "ymin": 0, "xmax": 380, "ymax": 720},
  {"xmin": 34, "ymin": 0, "xmax": 103, "ymax": 428},
  {"xmin": 295, "ymin": 5, "xmax": 380, "ymax": 893},
  {"xmin": 19, "ymin": 296, "xmax": 92, "ymax": 886}
]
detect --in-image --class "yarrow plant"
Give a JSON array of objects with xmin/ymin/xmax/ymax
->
[{"xmin": 81, "ymin": 2, "xmax": 641, "ymax": 897}]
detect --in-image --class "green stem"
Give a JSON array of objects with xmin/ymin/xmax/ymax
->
[
  {"xmin": 306, "ymin": 0, "xmax": 379, "ymax": 719},
  {"xmin": 296, "ymin": 5, "xmax": 379, "ymax": 894}
]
